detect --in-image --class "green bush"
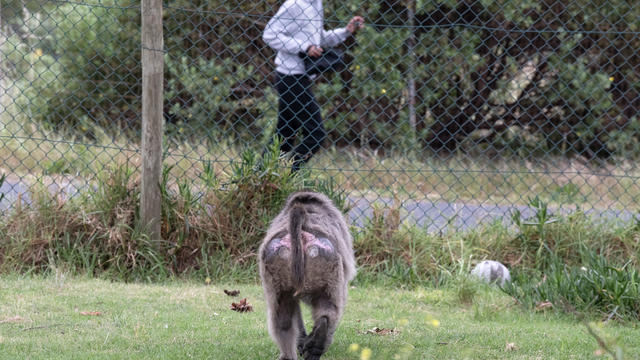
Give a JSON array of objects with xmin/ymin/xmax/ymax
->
[
  {"xmin": 4, "ymin": 0, "xmax": 639, "ymax": 158},
  {"xmin": 3, "ymin": 0, "xmax": 140, "ymax": 137},
  {"xmin": 164, "ymin": 56, "xmax": 278, "ymax": 144}
]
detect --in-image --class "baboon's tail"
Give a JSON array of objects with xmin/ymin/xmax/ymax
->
[{"xmin": 289, "ymin": 204, "xmax": 306, "ymax": 291}]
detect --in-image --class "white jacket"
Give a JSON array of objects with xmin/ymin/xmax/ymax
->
[{"xmin": 263, "ymin": 0, "xmax": 350, "ymax": 75}]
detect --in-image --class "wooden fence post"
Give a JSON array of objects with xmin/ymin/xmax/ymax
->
[
  {"xmin": 141, "ymin": 0, "xmax": 163, "ymax": 243},
  {"xmin": 407, "ymin": 0, "xmax": 417, "ymax": 136}
]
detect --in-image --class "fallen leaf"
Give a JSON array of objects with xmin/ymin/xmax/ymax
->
[
  {"xmin": 79, "ymin": 311, "xmax": 102, "ymax": 316},
  {"xmin": 0, "ymin": 316, "xmax": 24, "ymax": 323},
  {"xmin": 535, "ymin": 301, "xmax": 553, "ymax": 311},
  {"xmin": 230, "ymin": 298, "xmax": 253, "ymax": 312},
  {"xmin": 361, "ymin": 327, "xmax": 396, "ymax": 335},
  {"xmin": 224, "ymin": 289, "xmax": 240, "ymax": 297},
  {"xmin": 505, "ymin": 342, "xmax": 518, "ymax": 351}
]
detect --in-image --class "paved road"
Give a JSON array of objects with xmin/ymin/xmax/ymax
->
[
  {"xmin": 1, "ymin": 178, "xmax": 635, "ymax": 232},
  {"xmin": 347, "ymin": 196, "xmax": 636, "ymax": 233},
  {"xmin": 0, "ymin": 178, "xmax": 80, "ymax": 211},
  {"xmin": 0, "ymin": 178, "xmax": 30, "ymax": 209}
]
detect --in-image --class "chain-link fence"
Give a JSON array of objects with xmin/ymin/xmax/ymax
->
[{"xmin": 1, "ymin": 0, "xmax": 639, "ymax": 231}]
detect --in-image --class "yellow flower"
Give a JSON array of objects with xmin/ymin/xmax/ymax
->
[
  {"xmin": 360, "ymin": 348, "xmax": 372, "ymax": 360},
  {"xmin": 204, "ymin": 277, "xmax": 211, "ymax": 284},
  {"xmin": 355, "ymin": 65, "xmax": 360, "ymax": 70},
  {"xmin": 213, "ymin": 76, "xmax": 219, "ymax": 81},
  {"xmin": 34, "ymin": 48, "xmax": 43, "ymax": 57},
  {"xmin": 429, "ymin": 319, "xmax": 440, "ymax": 327},
  {"xmin": 609, "ymin": 76, "xmax": 614, "ymax": 82},
  {"xmin": 348, "ymin": 343, "xmax": 360, "ymax": 352},
  {"xmin": 397, "ymin": 318, "xmax": 409, "ymax": 327},
  {"xmin": 381, "ymin": 88, "xmax": 387, "ymax": 94}
]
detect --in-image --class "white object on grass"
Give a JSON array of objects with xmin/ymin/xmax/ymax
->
[{"xmin": 471, "ymin": 260, "xmax": 511, "ymax": 286}]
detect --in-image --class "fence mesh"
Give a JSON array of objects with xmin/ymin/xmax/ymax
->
[{"xmin": 1, "ymin": 0, "xmax": 639, "ymax": 231}]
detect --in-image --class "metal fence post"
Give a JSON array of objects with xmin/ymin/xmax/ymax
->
[{"xmin": 141, "ymin": 0, "xmax": 163, "ymax": 243}]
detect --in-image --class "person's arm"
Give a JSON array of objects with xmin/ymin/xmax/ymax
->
[
  {"xmin": 262, "ymin": 1, "xmax": 313, "ymax": 55},
  {"xmin": 320, "ymin": 16, "xmax": 364, "ymax": 47},
  {"xmin": 320, "ymin": 28, "xmax": 350, "ymax": 48}
]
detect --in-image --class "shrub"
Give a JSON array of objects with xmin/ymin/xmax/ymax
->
[
  {"xmin": 164, "ymin": 56, "xmax": 278, "ymax": 144},
  {"xmin": 4, "ymin": 0, "xmax": 140, "ymax": 138}
]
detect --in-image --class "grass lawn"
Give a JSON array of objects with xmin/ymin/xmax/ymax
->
[{"xmin": 0, "ymin": 276, "xmax": 638, "ymax": 359}]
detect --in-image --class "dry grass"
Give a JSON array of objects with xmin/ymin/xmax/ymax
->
[{"xmin": 0, "ymin": 145, "xmax": 310, "ymax": 279}]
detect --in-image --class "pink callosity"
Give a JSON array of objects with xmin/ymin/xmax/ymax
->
[{"xmin": 273, "ymin": 231, "xmax": 333, "ymax": 252}]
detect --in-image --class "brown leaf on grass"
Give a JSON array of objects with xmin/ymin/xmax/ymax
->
[
  {"xmin": 360, "ymin": 327, "xmax": 396, "ymax": 335},
  {"xmin": 0, "ymin": 316, "xmax": 24, "ymax": 323},
  {"xmin": 230, "ymin": 298, "xmax": 253, "ymax": 312},
  {"xmin": 535, "ymin": 301, "xmax": 553, "ymax": 311},
  {"xmin": 506, "ymin": 342, "xmax": 518, "ymax": 351},
  {"xmin": 79, "ymin": 311, "xmax": 102, "ymax": 316},
  {"xmin": 224, "ymin": 289, "xmax": 240, "ymax": 297}
]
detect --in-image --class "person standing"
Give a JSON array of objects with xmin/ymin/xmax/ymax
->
[{"xmin": 263, "ymin": 0, "xmax": 364, "ymax": 171}]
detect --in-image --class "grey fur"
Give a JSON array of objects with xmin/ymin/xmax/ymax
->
[{"xmin": 259, "ymin": 191, "xmax": 356, "ymax": 360}]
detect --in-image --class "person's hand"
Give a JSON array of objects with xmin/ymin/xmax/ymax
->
[
  {"xmin": 346, "ymin": 16, "xmax": 365, "ymax": 34},
  {"xmin": 307, "ymin": 45, "xmax": 323, "ymax": 58}
]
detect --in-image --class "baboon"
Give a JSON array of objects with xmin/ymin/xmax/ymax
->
[{"xmin": 259, "ymin": 191, "xmax": 356, "ymax": 360}]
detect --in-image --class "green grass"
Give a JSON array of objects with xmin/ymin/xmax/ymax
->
[{"xmin": 1, "ymin": 276, "xmax": 638, "ymax": 359}]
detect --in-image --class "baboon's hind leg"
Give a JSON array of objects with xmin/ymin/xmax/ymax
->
[
  {"xmin": 301, "ymin": 315, "xmax": 329, "ymax": 360},
  {"xmin": 271, "ymin": 294, "xmax": 302, "ymax": 360},
  {"xmin": 302, "ymin": 296, "xmax": 341, "ymax": 360},
  {"xmin": 295, "ymin": 302, "xmax": 307, "ymax": 355}
]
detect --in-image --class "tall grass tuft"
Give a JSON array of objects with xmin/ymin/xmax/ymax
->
[
  {"xmin": 504, "ymin": 246, "xmax": 640, "ymax": 322},
  {"xmin": 0, "ymin": 141, "xmax": 348, "ymax": 281},
  {"xmin": 0, "ymin": 165, "xmax": 167, "ymax": 280}
]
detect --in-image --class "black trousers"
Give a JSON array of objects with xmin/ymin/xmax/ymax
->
[{"xmin": 274, "ymin": 72, "xmax": 326, "ymax": 171}]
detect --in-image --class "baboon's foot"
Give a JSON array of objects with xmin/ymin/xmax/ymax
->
[
  {"xmin": 297, "ymin": 334, "xmax": 307, "ymax": 355},
  {"xmin": 302, "ymin": 316, "xmax": 328, "ymax": 360}
]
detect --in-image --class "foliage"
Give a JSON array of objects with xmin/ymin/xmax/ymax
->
[
  {"xmin": 2, "ymin": 0, "xmax": 140, "ymax": 138},
  {"xmin": 165, "ymin": 56, "xmax": 278, "ymax": 144},
  {"xmin": 3, "ymin": 0, "xmax": 639, "ymax": 158}
]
